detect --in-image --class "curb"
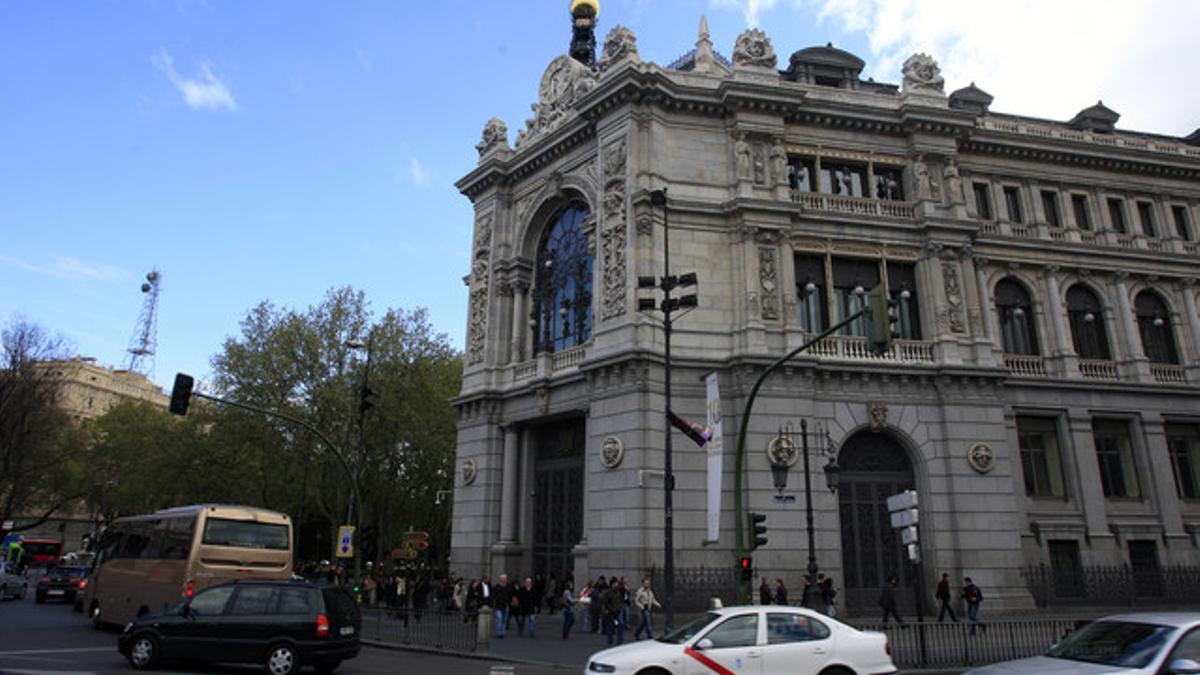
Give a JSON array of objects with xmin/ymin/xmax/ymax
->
[{"xmin": 361, "ymin": 639, "xmax": 577, "ymax": 670}]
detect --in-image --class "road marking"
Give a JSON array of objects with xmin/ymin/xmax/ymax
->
[
  {"xmin": 488, "ymin": 667, "xmax": 515, "ymax": 675},
  {"xmin": 0, "ymin": 648, "xmax": 112, "ymax": 656},
  {"xmin": 684, "ymin": 646, "xmax": 736, "ymax": 675},
  {"xmin": 1, "ymin": 670, "xmax": 100, "ymax": 674}
]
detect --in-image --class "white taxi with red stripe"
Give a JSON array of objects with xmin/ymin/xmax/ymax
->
[{"xmin": 585, "ymin": 605, "xmax": 895, "ymax": 675}]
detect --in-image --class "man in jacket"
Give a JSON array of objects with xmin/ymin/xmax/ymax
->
[
  {"xmin": 633, "ymin": 577, "xmax": 662, "ymax": 640},
  {"xmin": 879, "ymin": 575, "xmax": 903, "ymax": 623},
  {"xmin": 516, "ymin": 576, "xmax": 537, "ymax": 638},
  {"xmin": 492, "ymin": 574, "xmax": 513, "ymax": 638},
  {"xmin": 599, "ymin": 578, "xmax": 625, "ymax": 645},
  {"xmin": 962, "ymin": 577, "xmax": 985, "ymax": 635},
  {"xmin": 936, "ymin": 573, "xmax": 957, "ymax": 622}
]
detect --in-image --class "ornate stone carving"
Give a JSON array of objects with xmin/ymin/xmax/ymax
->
[
  {"xmin": 913, "ymin": 157, "xmax": 932, "ymax": 200},
  {"xmin": 475, "ymin": 118, "xmax": 509, "ymax": 156},
  {"xmin": 515, "ymin": 55, "xmax": 599, "ymax": 149},
  {"xmin": 732, "ymin": 28, "xmax": 777, "ymax": 69},
  {"xmin": 753, "ymin": 142, "xmax": 767, "ymax": 184},
  {"xmin": 901, "ymin": 53, "xmax": 945, "ymax": 94},
  {"xmin": 635, "ymin": 212, "xmax": 655, "ymax": 236},
  {"xmin": 942, "ymin": 261, "xmax": 965, "ymax": 333},
  {"xmin": 461, "ymin": 458, "xmax": 477, "ymax": 486},
  {"xmin": 967, "ymin": 442, "xmax": 996, "ymax": 473},
  {"xmin": 769, "ymin": 139, "xmax": 787, "ymax": 186},
  {"xmin": 868, "ymin": 401, "xmax": 888, "ymax": 432},
  {"xmin": 474, "ymin": 214, "xmax": 492, "ymax": 253},
  {"xmin": 735, "ymin": 133, "xmax": 751, "ymax": 181},
  {"xmin": 767, "ymin": 435, "xmax": 799, "ymax": 468},
  {"xmin": 466, "ymin": 266, "xmax": 489, "ymax": 365},
  {"xmin": 600, "ymin": 436, "xmax": 625, "ymax": 469},
  {"xmin": 759, "ymin": 244, "xmax": 779, "ymax": 320},
  {"xmin": 600, "ymin": 140, "xmax": 628, "ymax": 321},
  {"xmin": 747, "ymin": 291, "xmax": 761, "ymax": 319},
  {"xmin": 599, "ymin": 25, "xmax": 640, "ymax": 71},
  {"xmin": 943, "ymin": 159, "xmax": 964, "ymax": 204}
]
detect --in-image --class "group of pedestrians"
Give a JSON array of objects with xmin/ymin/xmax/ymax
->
[
  {"xmin": 759, "ymin": 573, "xmax": 838, "ymax": 617},
  {"xmin": 880, "ymin": 572, "xmax": 986, "ymax": 635},
  {"xmin": 483, "ymin": 573, "xmax": 662, "ymax": 646}
]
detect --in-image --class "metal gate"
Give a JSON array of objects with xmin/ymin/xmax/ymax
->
[
  {"xmin": 531, "ymin": 418, "xmax": 585, "ymax": 580},
  {"xmin": 837, "ymin": 431, "xmax": 916, "ymax": 617}
]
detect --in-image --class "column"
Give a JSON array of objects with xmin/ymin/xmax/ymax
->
[
  {"xmin": 1043, "ymin": 266, "xmax": 1076, "ymax": 378},
  {"xmin": 1181, "ymin": 280, "xmax": 1200, "ymax": 362},
  {"xmin": 975, "ymin": 257, "xmax": 994, "ymax": 340},
  {"xmin": 509, "ymin": 280, "xmax": 529, "ymax": 363},
  {"xmin": 1065, "ymin": 410, "xmax": 1113, "ymax": 545},
  {"xmin": 1140, "ymin": 418, "xmax": 1187, "ymax": 547},
  {"xmin": 1112, "ymin": 272, "xmax": 1150, "ymax": 380},
  {"xmin": 499, "ymin": 426, "xmax": 520, "ymax": 544}
]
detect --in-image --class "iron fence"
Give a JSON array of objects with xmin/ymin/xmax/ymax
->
[
  {"xmin": 1023, "ymin": 564, "xmax": 1200, "ymax": 608},
  {"xmin": 852, "ymin": 618, "xmax": 1085, "ymax": 669},
  {"xmin": 646, "ymin": 565, "xmax": 740, "ymax": 614},
  {"xmin": 359, "ymin": 606, "xmax": 478, "ymax": 652}
]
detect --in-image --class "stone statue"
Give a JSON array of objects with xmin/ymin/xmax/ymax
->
[
  {"xmin": 475, "ymin": 118, "xmax": 509, "ymax": 156},
  {"xmin": 902, "ymin": 53, "xmax": 945, "ymax": 94},
  {"xmin": 913, "ymin": 157, "xmax": 932, "ymax": 200},
  {"xmin": 599, "ymin": 25, "xmax": 640, "ymax": 71},
  {"xmin": 769, "ymin": 139, "xmax": 787, "ymax": 186},
  {"xmin": 516, "ymin": 55, "xmax": 598, "ymax": 149},
  {"xmin": 732, "ymin": 28, "xmax": 777, "ymax": 69},
  {"xmin": 753, "ymin": 144, "xmax": 767, "ymax": 184},
  {"xmin": 943, "ymin": 159, "xmax": 964, "ymax": 204},
  {"xmin": 735, "ymin": 133, "xmax": 751, "ymax": 180}
]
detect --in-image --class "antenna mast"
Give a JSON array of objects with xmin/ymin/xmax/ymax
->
[{"xmin": 126, "ymin": 269, "xmax": 162, "ymax": 377}]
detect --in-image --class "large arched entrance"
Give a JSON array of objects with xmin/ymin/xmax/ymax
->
[
  {"xmin": 530, "ymin": 417, "xmax": 585, "ymax": 580},
  {"xmin": 837, "ymin": 430, "xmax": 917, "ymax": 617}
]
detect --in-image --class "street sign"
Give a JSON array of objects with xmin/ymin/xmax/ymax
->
[
  {"xmin": 402, "ymin": 531, "xmax": 430, "ymax": 550},
  {"xmin": 890, "ymin": 509, "xmax": 918, "ymax": 529},
  {"xmin": 335, "ymin": 525, "xmax": 355, "ymax": 559},
  {"xmin": 392, "ymin": 547, "xmax": 417, "ymax": 560},
  {"xmin": 906, "ymin": 543, "xmax": 921, "ymax": 563},
  {"xmin": 886, "ymin": 490, "xmax": 918, "ymax": 513},
  {"xmin": 772, "ymin": 495, "xmax": 796, "ymax": 503},
  {"xmin": 900, "ymin": 525, "xmax": 918, "ymax": 545}
]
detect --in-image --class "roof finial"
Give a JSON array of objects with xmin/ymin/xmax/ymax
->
[
  {"xmin": 570, "ymin": 0, "xmax": 600, "ymax": 69},
  {"xmin": 693, "ymin": 14, "xmax": 725, "ymax": 74}
]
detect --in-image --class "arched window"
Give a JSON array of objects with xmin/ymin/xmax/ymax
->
[
  {"xmin": 996, "ymin": 279, "xmax": 1038, "ymax": 355},
  {"xmin": 530, "ymin": 205, "xmax": 592, "ymax": 354},
  {"xmin": 1066, "ymin": 286, "xmax": 1110, "ymax": 360},
  {"xmin": 1135, "ymin": 291, "xmax": 1178, "ymax": 364}
]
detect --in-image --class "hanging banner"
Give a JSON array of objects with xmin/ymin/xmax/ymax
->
[{"xmin": 705, "ymin": 372, "xmax": 724, "ymax": 542}]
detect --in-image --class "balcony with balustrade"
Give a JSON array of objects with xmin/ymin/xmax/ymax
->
[{"xmin": 790, "ymin": 190, "xmax": 915, "ymax": 220}]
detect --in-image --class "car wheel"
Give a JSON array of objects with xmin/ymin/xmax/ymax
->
[
  {"xmin": 313, "ymin": 659, "xmax": 342, "ymax": 674},
  {"xmin": 127, "ymin": 633, "xmax": 160, "ymax": 670},
  {"xmin": 818, "ymin": 667, "xmax": 855, "ymax": 675},
  {"xmin": 635, "ymin": 669, "xmax": 672, "ymax": 675},
  {"xmin": 264, "ymin": 643, "xmax": 299, "ymax": 675}
]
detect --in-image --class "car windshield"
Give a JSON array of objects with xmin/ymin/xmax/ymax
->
[
  {"xmin": 49, "ymin": 567, "xmax": 86, "ymax": 578},
  {"xmin": 1047, "ymin": 620, "xmax": 1175, "ymax": 668},
  {"xmin": 658, "ymin": 613, "xmax": 721, "ymax": 644}
]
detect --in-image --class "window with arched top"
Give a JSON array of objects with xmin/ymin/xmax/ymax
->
[
  {"xmin": 1134, "ymin": 291, "xmax": 1178, "ymax": 364},
  {"xmin": 1066, "ymin": 286, "xmax": 1110, "ymax": 360},
  {"xmin": 530, "ymin": 205, "xmax": 592, "ymax": 354},
  {"xmin": 996, "ymin": 279, "xmax": 1039, "ymax": 355}
]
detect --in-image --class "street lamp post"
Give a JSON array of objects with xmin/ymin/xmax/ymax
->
[
  {"xmin": 345, "ymin": 336, "xmax": 375, "ymax": 588},
  {"xmin": 652, "ymin": 188, "xmax": 676, "ymax": 630}
]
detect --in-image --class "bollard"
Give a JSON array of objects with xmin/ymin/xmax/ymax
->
[{"xmin": 476, "ymin": 605, "xmax": 492, "ymax": 650}]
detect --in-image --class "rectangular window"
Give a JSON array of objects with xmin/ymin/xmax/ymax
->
[
  {"xmin": 831, "ymin": 258, "xmax": 879, "ymax": 337},
  {"xmin": 1172, "ymin": 205, "xmax": 1192, "ymax": 241},
  {"xmin": 1017, "ymin": 416, "xmax": 1066, "ymax": 498},
  {"xmin": 973, "ymin": 183, "xmax": 993, "ymax": 220},
  {"xmin": 794, "ymin": 255, "xmax": 827, "ymax": 333},
  {"xmin": 1041, "ymin": 191, "xmax": 1062, "ymax": 228},
  {"xmin": 1108, "ymin": 198, "xmax": 1127, "ymax": 233},
  {"xmin": 1093, "ymin": 419, "xmax": 1140, "ymax": 498},
  {"xmin": 1048, "ymin": 540, "xmax": 1083, "ymax": 598},
  {"xmin": 1072, "ymin": 194, "xmax": 1091, "ymax": 230},
  {"xmin": 1137, "ymin": 201, "xmax": 1157, "ymax": 238},
  {"xmin": 1128, "ymin": 540, "xmax": 1163, "ymax": 597},
  {"xmin": 1004, "ymin": 186, "xmax": 1023, "ymax": 223},
  {"xmin": 1165, "ymin": 423, "xmax": 1200, "ymax": 499},
  {"xmin": 788, "ymin": 157, "xmax": 816, "ymax": 192},
  {"xmin": 873, "ymin": 166, "xmax": 904, "ymax": 201},
  {"xmin": 887, "ymin": 263, "xmax": 921, "ymax": 339},
  {"xmin": 202, "ymin": 518, "xmax": 289, "ymax": 550},
  {"xmin": 820, "ymin": 163, "xmax": 867, "ymax": 197}
]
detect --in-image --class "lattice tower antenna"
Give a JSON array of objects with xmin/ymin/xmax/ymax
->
[{"xmin": 125, "ymin": 269, "xmax": 162, "ymax": 377}]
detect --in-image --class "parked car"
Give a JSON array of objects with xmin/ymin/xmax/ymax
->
[
  {"xmin": 35, "ymin": 565, "xmax": 89, "ymax": 604},
  {"xmin": 0, "ymin": 560, "xmax": 28, "ymax": 600},
  {"xmin": 584, "ymin": 605, "xmax": 895, "ymax": 675},
  {"xmin": 963, "ymin": 612, "xmax": 1200, "ymax": 675},
  {"xmin": 118, "ymin": 579, "xmax": 359, "ymax": 675}
]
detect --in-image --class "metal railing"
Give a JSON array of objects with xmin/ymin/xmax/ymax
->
[
  {"xmin": 1024, "ymin": 563, "xmax": 1200, "ymax": 609},
  {"xmin": 360, "ymin": 606, "xmax": 479, "ymax": 652},
  {"xmin": 646, "ymin": 565, "xmax": 739, "ymax": 614},
  {"xmin": 853, "ymin": 618, "xmax": 1082, "ymax": 670}
]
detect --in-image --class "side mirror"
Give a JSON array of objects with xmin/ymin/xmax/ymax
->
[
  {"xmin": 695, "ymin": 638, "xmax": 714, "ymax": 651},
  {"xmin": 1169, "ymin": 659, "xmax": 1200, "ymax": 675}
]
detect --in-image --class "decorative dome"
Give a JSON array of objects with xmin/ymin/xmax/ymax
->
[
  {"xmin": 571, "ymin": 0, "xmax": 599, "ymax": 17},
  {"xmin": 786, "ymin": 42, "xmax": 865, "ymax": 88},
  {"xmin": 1069, "ymin": 101, "xmax": 1120, "ymax": 134}
]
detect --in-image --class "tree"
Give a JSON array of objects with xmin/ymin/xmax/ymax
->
[{"xmin": 0, "ymin": 320, "xmax": 89, "ymax": 532}]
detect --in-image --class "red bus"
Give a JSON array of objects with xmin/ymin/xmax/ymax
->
[{"xmin": 21, "ymin": 539, "xmax": 64, "ymax": 565}]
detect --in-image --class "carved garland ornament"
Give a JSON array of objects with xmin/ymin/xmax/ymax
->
[
  {"xmin": 600, "ymin": 140, "xmax": 628, "ymax": 321},
  {"xmin": 942, "ymin": 261, "xmax": 966, "ymax": 333},
  {"xmin": 466, "ymin": 213, "xmax": 493, "ymax": 365},
  {"xmin": 759, "ymin": 243, "xmax": 779, "ymax": 320}
]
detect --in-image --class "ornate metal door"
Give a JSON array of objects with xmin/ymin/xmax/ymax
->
[
  {"xmin": 837, "ymin": 431, "xmax": 916, "ymax": 617},
  {"xmin": 531, "ymin": 418, "xmax": 585, "ymax": 580}
]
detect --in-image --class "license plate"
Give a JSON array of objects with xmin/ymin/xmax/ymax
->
[
  {"xmin": 339, "ymin": 626, "xmax": 354, "ymax": 636},
  {"xmin": 48, "ymin": 590, "xmax": 64, "ymax": 596}
]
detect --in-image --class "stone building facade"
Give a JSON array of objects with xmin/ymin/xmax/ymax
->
[
  {"xmin": 451, "ymin": 14, "xmax": 1200, "ymax": 615},
  {"xmin": 36, "ymin": 357, "xmax": 169, "ymax": 422}
]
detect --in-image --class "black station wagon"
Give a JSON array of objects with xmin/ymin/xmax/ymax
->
[{"xmin": 118, "ymin": 579, "xmax": 360, "ymax": 674}]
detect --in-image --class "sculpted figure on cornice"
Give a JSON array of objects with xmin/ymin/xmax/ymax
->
[
  {"xmin": 735, "ymin": 133, "xmax": 752, "ymax": 180},
  {"xmin": 913, "ymin": 157, "xmax": 932, "ymax": 200},
  {"xmin": 599, "ymin": 25, "xmax": 640, "ymax": 71},
  {"xmin": 515, "ymin": 55, "xmax": 599, "ymax": 150},
  {"xmin": 476, "ymin": 118, "xmax": 509, "ymax": 156},
  {"xmin": 769, "ymin": 139, "xmax": 787, "ymax": 186},
  {"xmin": 943, "ymin": 159, "xmax": 964, "ymax": 204},
  {"xmin": 732, "ymin": 29, "xmax": 777, "ymax": 69},
  {"xmin": 753, "ymin": 143, "xmax": 767, "ymax": 184},
  {"xmin": 901, "ymin": 53, "xmax": 945, "ymax": 95}
]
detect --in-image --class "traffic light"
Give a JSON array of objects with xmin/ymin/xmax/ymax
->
[
  {"xmin": 748, "ymin": 511, "xmax": 767, "ymax": 551},
  {"xmin": 169, "ymin": 373, "xmax": 194, "ymax": 416},
  {"xmin": 667, "ymin": 410, "xmax": 711, "ymax": 448},
  {"xmin": 358, "ymin": 385, "xmax": 376, "ymax": 414},
  {"xmin": 866, "ymin": 284, "xmax": 900, "ymax": 356},
  {"xmin": 739, "ymin": 556, "xmax": 753, "ymax": 581}
]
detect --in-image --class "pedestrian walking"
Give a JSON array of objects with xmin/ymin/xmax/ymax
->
[
  {"xmin": 759, "ymin": 577, "xmax": 773, "ymax": 605},
  {"xmin": 591, "ymin": 576, "xmax": 607, "ymax": 632},
  {"xmin": 962, "ymin": 577, "xmax": 985, "ymax": 635},
  {"xmin": 561, "ymin": 579, "xmax": 576, "ymax": 640},
  {"xmin": 578, "ymin": 579, "xmax": 593, "ymax": 632},
  {"xmin": 516, "ymin": 576, "xmax": 537, "ymax": 637},
  {"xmin": 774, "ymin": 578, "xmax": 788, "ymax": 606},
  {"xmin": 801, "ymin": 575, "xmax": 824, "ymax": 610},
  {"xmin": 492, "ymin": 574, "xmax": 513, "ymax": 638},
  {"xmin": 818, "ymin": 574, "xmax": 837, "ymax": 617},
  {"xmin": 936, "ymin": 573, "xmax": 958, "ymax": 622},
  {"xmin": 600, "ymin": 578, "xmax": 625, "ymax": 645},
  {"xmin": 633, "ymin": 577, "xmax": 662, "ymax": 640},
  {"xmin": 879, "ymin": 575, "xmax": 903, "ymax": 624}
]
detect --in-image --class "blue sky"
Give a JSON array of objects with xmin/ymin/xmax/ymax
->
[{"xmin": 2, "ymin": 0, "xmax": 1195, "ymax": 391}]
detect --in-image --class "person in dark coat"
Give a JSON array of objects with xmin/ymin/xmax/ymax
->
[
  {"xmin": 936, "ymin": 573, "xmax": 958, "ymax": 622},
  {"xmin": 879, "ymin": 575, "xmax": 903, "ymax": 623},
  {"xmin": 774, "ymin": 578, "xmax": 788, "ymax": 605},
  {"xmin": 491, "ymin": 574, "xmax": 513, "ymax": 638},
  {"xmin": 591, "ymin": 576, "xmax": 607, "ymax": 632},
  {"xmin": 759, "ymin": 577, "xmax": 773, "ymax": 604},
  {"xmin": 818, "ymin": 574, "xmax": 837, "ymax": 617},
  {"xmin": 599, "ymin": 578, "xmax": 625, "ymax": 646},
  {"xmin": 962, "ymin": 577, "xmax": 985, "ymax": 635},
  {"xmin": 801, "ymin": 575, "xmax": 823, "ymax": 610},
  {"xmin": 515, "ymin": 576, "xmax": 537, "ymax": 637}
]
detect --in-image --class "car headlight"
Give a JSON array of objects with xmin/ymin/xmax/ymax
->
[{"xmin": 588, "ymin": 663, "xmax": 616, "ymax": 673}]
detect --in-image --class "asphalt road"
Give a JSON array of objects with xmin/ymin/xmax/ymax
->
[{"xmin": 0, "ymin": 593, "xmax": 570, "ymax": 675}]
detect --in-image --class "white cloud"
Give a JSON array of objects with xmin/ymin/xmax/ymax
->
[
  {"xmin": 152, "ymin": 49, "xmax": 237, "ymax": 111},
  {"xmin": 711, "ymin": 0, "xmax": 779, "ymax": 26},
  {"xmin": 408, "ymin": 157, "xmax": 431, "ymax": 187},
  {"xmin": 807, "ymin": 0, "xmax": 1200, "ymax": 136},
  {"xmin": 0, "ymin": 255, "xmax": 129, "ymax": 282}
]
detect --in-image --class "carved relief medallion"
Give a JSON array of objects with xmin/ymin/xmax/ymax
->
[
  {"xmin": 461, "ymin": 459, "xmax": 478, "ymax": 486},
  {"xmin": 868, "ymin": 401, "xmax": 888, "ymax": 432},
  {"xmin": 600, "ymin": 436, "xmax": 625, "ymax": 469},
  {"xmin": 967, "ymin": 442, "xmax": 995, "ymax": 473},
  {"xmin": 767, "ymin": 435, "xmax": 799, "ymax": 468}
]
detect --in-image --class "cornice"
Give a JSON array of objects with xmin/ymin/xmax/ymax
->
[{"xmin": 961, "ymin": 136, "xmax": 1200, "ymax": 180}]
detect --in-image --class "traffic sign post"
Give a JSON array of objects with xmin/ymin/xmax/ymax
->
[
  {"xmin": 887, "ymin": 489, "xmax": 927, "ymax": 663},
  {"xmin": 336, "ymin": 525, "xmax": 356, "ymax": 559}
]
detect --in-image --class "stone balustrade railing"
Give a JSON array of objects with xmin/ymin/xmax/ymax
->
[
  {"xmin": 979, "ymin": 118, "xmax": 1200, "ymax": 159},
  {"xmin": 1151, "ymin": 363, "xmax": 1187, "ymax": 384},
  {"xmin": 803, "ymin": 334, "xmax": 934, "ymax": 364},
  {"xmin": 976, "ymin": 221, "xmax": 1199, "ymax": 257},
  {"xmin": 552, "ymin": 345, "xmax": 586, "ymax": 371},
  {"xmin": 1005, "ymin": 354, "xmax": 1047, "ymax": 377},
  {"xmin": 791, "ymin": 191, "xmax": 915, "ymax": 219},
  {"xmin": 1079, "ymin": 358, "xmax": 1118, "ymax": 380}
]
